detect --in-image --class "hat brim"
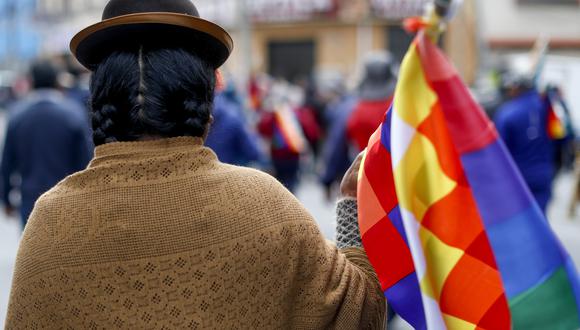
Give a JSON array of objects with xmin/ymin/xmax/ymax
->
[{"xmin": 70, "ymin": 12, "xmax": 233, "ymax": 71}]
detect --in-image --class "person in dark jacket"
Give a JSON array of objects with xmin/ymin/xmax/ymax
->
[{"xmin": 1, "ymin": 60, "xmax": 92, "ymax": 228}]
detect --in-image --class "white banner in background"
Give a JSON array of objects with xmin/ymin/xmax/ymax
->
[
  {"xmin": 249, "ymin": 0, "xmax": 337, "ymax": 22},
  {"xmin": 370, "ymin": 0, "xmax": 429, "ymax": 19},
  {"xmin": 197, "ymin": 0, "xmax": 337, "ymax": 25},
  {"xmin": 197, "ymin": 0, "xmax": 239, "ymax": 27}
]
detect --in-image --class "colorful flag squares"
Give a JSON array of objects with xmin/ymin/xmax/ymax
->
[{"xmin": 358, "ymin": 30, "xmax": 580, "ymax": 330}]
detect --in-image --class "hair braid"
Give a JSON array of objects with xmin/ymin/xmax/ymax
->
[
  {"xmin": 92, "ymin": 104, "xmax": 119, "ymax": 145},
  {"xmin": 90, "ymin": 46, "xmax": 215, "ymax": 146},
  {"xmin": 183, "ymin": 99, "xmax": 212, "ymax": 137}
]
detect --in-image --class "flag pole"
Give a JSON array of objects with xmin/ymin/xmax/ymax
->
[
  {"xmin": 425, "ymin": 0, "xmax": 462, "ymax": 42},
  {"xmin": 434, "ymin": 0, "xmax": 453, "ymax": 18}
]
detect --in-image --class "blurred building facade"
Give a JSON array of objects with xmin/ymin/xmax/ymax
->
[
  {"xmin": 0, "ymin": 0, "xmax": 39, "ymax": 67},
  {"xmin": 1, "ymin": 0, "xmax": 479, "ymax": 84},
  {"xmin": 479, "ymin": 0, "xmax": 580, "ymax": 55},
  {"xmin": 200, "ymin": 0, "xmax": 479, "ymax": 85},
  {"xmin": 0, "ymin": 0, "xmax": 102, "ymax": 69}
]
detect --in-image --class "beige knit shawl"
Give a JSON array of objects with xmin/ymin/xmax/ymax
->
[{"xmin": 5, "ymin": 137, "xmax": 385, "ymax": 329}]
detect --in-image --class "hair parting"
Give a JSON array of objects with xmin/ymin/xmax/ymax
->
[{"xmin": 89, "ymin": 46, "xmax": 216, "ymax": 146}]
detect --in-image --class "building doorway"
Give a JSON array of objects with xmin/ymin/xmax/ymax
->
[
  {"xmin": 386, "ymin": 25, "xmax": 445, "ymax": 65},
  {"xmin": 268, "ymin": 40, "xmax": 316, "ymax": 83},
  {"xmin": 386, "ymin": 25, "xmax": 414, "ymax": 64}
]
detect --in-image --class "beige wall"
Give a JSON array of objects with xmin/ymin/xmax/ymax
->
[
  {"xmin": 251, "ymin": 22, "xmax": 380, "ymax": 79},
  {"xmin": 445, "ymin": 0, "xmax": 479, "ymax": 84}
]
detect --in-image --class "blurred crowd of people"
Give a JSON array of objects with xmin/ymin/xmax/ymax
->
[
  {"xmin": 1, "ymin": 56, "xmax": 92, "ymax": 227},
  {"xmin": 209, "ymin": 51, "xmax": 399, "ymax": 197},
  {"xmin": 0, "ymin": 48, "xmax": 578, "ymax": 230}
]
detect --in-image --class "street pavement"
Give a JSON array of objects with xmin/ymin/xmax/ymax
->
[
  {"xmin": 0, "ymin": 127, "xmax": 578, "ymax": 327},
  {"xmin": 0, "ymin": 215, "xmax": 19, "ymax": 327}
]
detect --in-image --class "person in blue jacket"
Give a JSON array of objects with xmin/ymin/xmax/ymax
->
[
  {"xmin": 1, "ymin": 60, "xmax": 93, "ymax": 228},
  {"xmin": 205, "ymin": 87, "xmax": 263, "ymax": 167},
  {"xmin": 494, "ymin": 78, "xmax": 556, "ymax": 214}
]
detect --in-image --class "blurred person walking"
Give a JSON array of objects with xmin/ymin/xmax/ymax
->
[
  {"xmin": 206, "ymin": 76, "xmax": 264, "ymax": 166},
  {"xmin": 5, "ymin": 1, "xmax": 385, "ymax": 329},
  {"xmin": 62, "ymin": 53, "xmax": 91, "ymax": 109},
  {"xmin": 347, "ymin": 52, "xmax": 397, "ymax": 151},
  {"xmin": 320, "ymin": 53, "xmax": 397, "ymax": 199},
  {"xmin": 298, "ymin": 77, "xmax": 326, "ymax": 158},
  {"xmin": 1, "ymin": 60, "xmax": 92, "ymax": 228},
  {"xmin": 258, "ymin": 81, "xmax": 321, "ymax": 193},
  {"xmin": 319, "ymin": 79, "xmax": 358, "ymax": 200},
  {"xmin": 347, "ymin": 52, "xmax": 397, "ymax": 152},
  {"xmin": 494, "ymin": 76, "xmax": 562, "ymax": 214}
]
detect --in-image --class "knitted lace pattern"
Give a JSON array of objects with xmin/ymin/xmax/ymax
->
[
  {"xmin": 336, "ymin": 198, "xmax": 363, "ymax": 249},
  {"xmin": 6, "ymin": 137, "xmax": 385, "ymax": 330}
]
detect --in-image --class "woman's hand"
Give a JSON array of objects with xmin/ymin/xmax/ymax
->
[{"xmin": 340, "ymin": 152, "xmax": 365, "ymax": 199}]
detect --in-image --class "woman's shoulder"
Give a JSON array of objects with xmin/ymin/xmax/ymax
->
[
  {"xmin": 212, "ymin": 163, "xmax": 317, "ymax": 225},
  {"xmin": 215, "ymin": 164, "xmax": 295, "ymax": 203}
]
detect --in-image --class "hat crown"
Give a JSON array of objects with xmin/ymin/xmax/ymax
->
[{"xmin": 102, "ymin": 0, "xmax": 199, "ymax": 20}]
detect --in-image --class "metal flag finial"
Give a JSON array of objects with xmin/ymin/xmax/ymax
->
[
  {"xmin": 435, "ymin": 0, "xmax": 463, "ymax": 21},
  {"xmin": 434, "ymin": 0, "xmax": 453, "ymax": 17},
  {"xmin": 422, "ymin": 0, "xmax": 463, "ymax": 41}
]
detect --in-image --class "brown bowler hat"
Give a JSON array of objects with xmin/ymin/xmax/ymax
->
[{"xmin": 70, "ymin": 0, "xmax": 233, "ymax": 71}]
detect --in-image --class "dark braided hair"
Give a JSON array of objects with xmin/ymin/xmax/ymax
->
[{"xmin": 90, "ymin": 46, "xmax": 216, "ymax": 146}]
